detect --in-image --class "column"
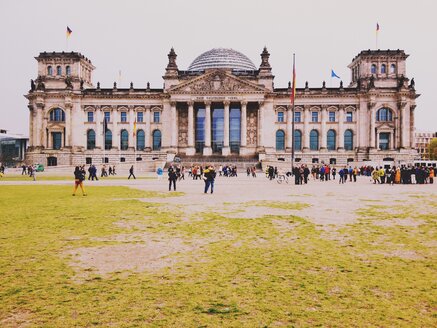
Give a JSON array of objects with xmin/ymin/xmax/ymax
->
[
  {"xmin": 369, "ymin": 106, "xmax": 375, "ymax": 149},
  {"xmin": 257, "ymin": 101, "xmax": 264, "ymax": 149},
  {"xmin": 240, "ymin": 101, "xmax": 247, "ymax": 149},
  {"xmin": 410, "ymin": 105, "xmax": 416, "ymax": 148},
  {"xmin": 401, "ymin": 103, "xmax": 410, "ymax": 148},
  {"xmin": 390, "ymin": 131, "xmax": 394, "ymax": 149},
  {"xmin": 203, "ymin": 101, "xmax": 212, "ymax": 155},
  {"xmin": 35, "ymin": 106, "xmax": 42, "ymax": 147},
  {"xmin": 222, "ymin": 101, "xmax": 230, "ymax": 155},
  {"xmin": 96, "ymin": 106, "xmax": 103, "ymax": 149},
  {"xmin": 355, "ymin": 106, "xmax": 360, "ymax": 149},
  {"xmin": 112, "ymin": 105, "xmax": 118, "ymax": 149},
  {"xmin": 64, "ymin": 106, "xmax": 72, "ymax": 148},
  {"xmin": 286, "ymin": 105, "xmax": 292, "ymax": 150},
  {"xmin": 42, "ymin": 117, "xmax": 48, "ymax": 148},
  {"xmin": 320, "ymin": 106, "xmax": 327, "ymax": 151},
  {"xmin": 145, "ymin": 106, "xmax": 151, "ymax": 150},
  {"xmin": 338, "ymin": 106, "xmax": 345, "ymax": 150},
  {"xmin": 187, "ymin": 101, "xmax": 195, "ymax": 155},
  {"xmin": 128, "ymin": 106, "xmax": 135, "ymax": 149},
  {"xmin": 303, "ymin": 105, "xmax": 310, "ymax": 150},
  {"xmin": 28, "ymin": 106, "xmax": 33, "ymax": 147},
  {"xmin": 170, "ymin": 102, "xmax": 178, "ymax": 149}
]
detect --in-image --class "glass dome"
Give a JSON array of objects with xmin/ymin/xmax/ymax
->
[{"xmin": 188, "ymin": 48, "xmax": 257, "ymax": 71}]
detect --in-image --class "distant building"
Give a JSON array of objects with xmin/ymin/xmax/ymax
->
[
  {"xmin": 415, "ymin": 131, "xmax": 437, "ymax": 159},
  {"xmin": 0, "ymin": 129, "xmax": 28, "ymax": 166},
  {"xmin": 25, "ymin": 48, "xmax": 418, "ymax": 167}
]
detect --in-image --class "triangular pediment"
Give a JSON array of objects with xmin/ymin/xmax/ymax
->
[
  {"xmin": 376, "ymin": 121, "xmax": 395, "ymax": 129},
  {"xmin": 168, "ymin": 70, "xmax": 267, "ymax": 94}
]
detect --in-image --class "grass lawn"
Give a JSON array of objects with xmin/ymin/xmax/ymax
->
[{"xmin": 0, "ymin": 185, "xmax": 435, "ymax": 327}]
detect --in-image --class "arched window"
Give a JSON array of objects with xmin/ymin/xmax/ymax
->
[
  {"xmin": 56, "ymin": 66, "xmax": 62, "ymax": 76},
  {"xmin": 390, "ymin": 64, "xmax": 396, "ymax": 74},
  {"xmin": 87, "ymin": 129, "xmax": 96, "ymax": 150},
  {"xmin": 136, "ymin": 129, "xmax": 145, "ymax": 151},
  {"xmin": 294, "ymin": 130, "xmax": 302, "ymax": 151},
  {"xmin": 376, "ymin": 108, "xmax": 393, "ymax": 122},
  {"xmin": 310, "ymin": 129, "xmax": 319, "ymax": 150},
  {"xmin": 152, "ymin": 130, "xmax": 161, "ymax": 151},
  {"xmin": 371, "ymin": 64, "xmax": 377, "ymax": 74},
  {"xmin": 344, "ymin": 129, "xmax": 354, "ymax": 150},
  {"xmin": 276, "ymin": 130, "xmax": 285, "ymax": 151},
  {"xmin": 47, "ymin": 66, "xmax": 53, "ymax": 76},
  {"xmin": 327, "ymin": 129, "xmax": 336, "ymax": 150},
  {"xmin": 66, "ymin": 66, "xmax": 71, "ymax": 76},
  {"xmin": 120, "ymin": 129, "xmax": 129, "ymax": 150},
  {"xmin": 381, "ymin": 64, "xmax": 386, "ymax": 74},
  {"xmin": 105, "ymin": 130, "xmax": 112, "ymax": 150},
  {"xmin": 49, "ymin": 108, "xmax": 65, "ymax": 122}
]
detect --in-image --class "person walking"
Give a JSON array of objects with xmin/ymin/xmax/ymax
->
[
  {"xmin": 168, "ymin": 166, "xmax": 178, "ymax": 191},
  {"xmin": 128, "ymin": 165, "xmax": 136, "ymax": 179},
  {"xmin": 72, "ymin": 166, "xmax": 87, "ymax": 196},
  {"xmin": 203, "ymin": 165, "xmax": 216, "ymax": 194}
]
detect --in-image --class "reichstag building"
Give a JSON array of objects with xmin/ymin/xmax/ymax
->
[{"xmin": 25, "ymin": 47, "xmax": 418, "ymax": 166}]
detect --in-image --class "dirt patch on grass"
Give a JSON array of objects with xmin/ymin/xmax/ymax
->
[
  {"xmin": 372, "ymin": 218, "xmax": 425, "ymax": 227},
  {"xmin": 1, "ymin": 311, "xmax": 31, "ymax": 327},
  {"xmin": 272, "ymin": 219, "xmax": 300, "ymax": 233},
  {"xmin": 66, "ymin": 233, "xmax": 231, "ymax": 281},
  {"xmin": 380, "ymin": 249, "xmax": 424, "ymax": 260}
]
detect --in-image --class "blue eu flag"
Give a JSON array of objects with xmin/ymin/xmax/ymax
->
[{"xmin": 331, "ymin": 69, "xmax": 340, "ymax": 79}]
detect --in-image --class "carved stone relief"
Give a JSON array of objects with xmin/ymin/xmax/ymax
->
[
  {"xmin": 178, "ymin": 108, "xmax": 188, "ymax": 147},
  {"xmin": 246, "ymin": 108, "xmax": 258, "ymax": 146}
]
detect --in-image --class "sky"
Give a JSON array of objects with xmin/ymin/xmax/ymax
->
[{"xmin": 0, "ymin": 0, "xmax": 436, "ymax": 135}]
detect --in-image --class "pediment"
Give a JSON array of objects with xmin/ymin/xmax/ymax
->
[
  {"xmin": 376, "ymin": 122, "xmax": 395, "ymax": 129},
  {"xmin": 168, "ymin": 70, "xmax": 267, "ymax": 94}
]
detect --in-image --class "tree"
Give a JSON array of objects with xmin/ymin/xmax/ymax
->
[{"xmin": 428, "ymin": 138, "xmax": 437, "ymax": 160}]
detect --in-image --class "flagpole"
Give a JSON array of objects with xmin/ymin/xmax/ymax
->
[{"xmin": 291, "ymin": 53, "xmax": 296, "ymax": 176}]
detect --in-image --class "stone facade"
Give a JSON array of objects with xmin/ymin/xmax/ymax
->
[
  {"xmin": 415, "ymin": 131, "xmax": 437, "ymax": 159},
  {"xmin": 25, "ymin": 48, "xmax": 418, "ymax": 167}
]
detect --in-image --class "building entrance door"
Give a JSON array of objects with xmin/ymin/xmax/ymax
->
[
  {"xmin": 379, "ymin": 132, "xmax": 390, "ymax": 150},
  {"xmin": 52, "ymin": 132, "xmax": 62, "ymax": 150}
]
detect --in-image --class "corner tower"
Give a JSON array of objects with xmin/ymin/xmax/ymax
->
[
  {"xmin": 35, "ymin": 51, "xmax": 95, "ymax": 90},
  {"xmin": 348, "ymin": 49, "xmax": 409, "ymax": 89}
]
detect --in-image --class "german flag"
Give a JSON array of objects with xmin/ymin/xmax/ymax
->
[{"xmin": 66, "ymin": 26, "xmax": 72, "ymax": 38}]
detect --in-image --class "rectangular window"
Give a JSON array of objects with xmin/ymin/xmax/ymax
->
[
  {"xmin": 329, "ymin": 112, "xmax": 336, "ymax": 122},
  {"xmin": 87, "ymin": 112, "xmax": 94, "ymax": 123},
  {"xmin": 294, "ymin": 112, "xmax": 301, "ymax": 123},
  {"xmin": 277, "ymin": 112, "xmax": 284, "ymax": 122},
  {"xmin": 311, "ymin": 111, "xmax": 318, "ymax": 122},
  {"xmin": 137, "ymin": 112, "xmax": 143, "ymax": 123},
  {"xmin": 346, "ymin": 112, "xmax": 353, "ymax": 122},
  {"xmin": 121, "ymin": 112, "xmax": 127, "ymax": 122},
  {"xmin": 153, "ymin": 111, "xmax": 160, "ymax": 123},
  {"xmin": 104, "ymin": 112, "xmax": 110, "ymax": 122}
]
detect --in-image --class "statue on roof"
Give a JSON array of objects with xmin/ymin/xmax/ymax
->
[
  {"xmin": 409, "ymin": 78, "xmax": 415, "ymax": 90},
  {"xmin": 80, "ymin": 79, "xmax": 84, "ymax": 90},
  {"xmin": 65, "ymin": 76, "xmax": 73, "ymax": 89},
  {"xmin": 30, "ymin": 79, "xmax": 35, "ymax": 91},
  {"xmin": 368, "ymin": 75, "xmax": 375, "ymax": 89}
]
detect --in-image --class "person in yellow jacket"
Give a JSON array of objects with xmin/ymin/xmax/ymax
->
[
  {"xmin": 378, "ymin": 167, "xmax": 386, "ymax": 184},
  {"xmin": 429, "ymin": 167, "xmax": 435, "ymax": 184}
]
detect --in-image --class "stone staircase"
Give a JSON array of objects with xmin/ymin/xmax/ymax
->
[{"xmin": 174, "ymin": 154, "xmax": 262, "ymax": 170}]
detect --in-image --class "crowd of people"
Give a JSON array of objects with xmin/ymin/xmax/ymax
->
[{"xmin": 168, "ymin": 164, "xmax": 216, "ymax": 193}]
